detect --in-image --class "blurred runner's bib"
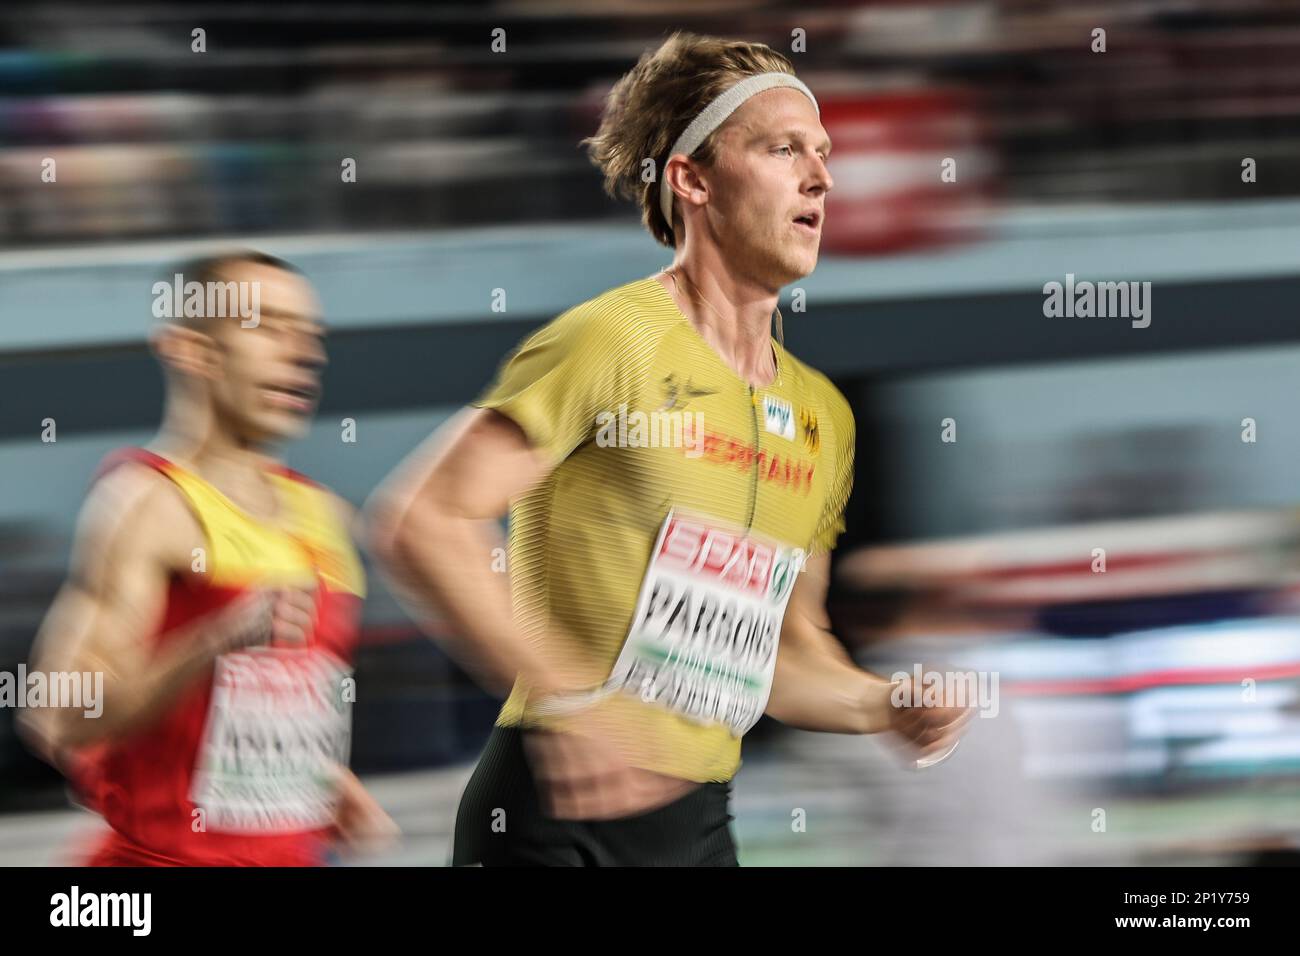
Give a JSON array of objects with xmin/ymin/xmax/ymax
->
[
  {"xmin": 191, "ymin": 647, "xmax": 353, "ymax": 834},
  {"xmin": 609, "ymin": 510, "xmax": 806, "ymax": 737}
]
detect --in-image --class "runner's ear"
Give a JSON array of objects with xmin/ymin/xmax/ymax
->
[{"xmin": 151, "ymin": 324, "xmax": 220, "ymax": 382}]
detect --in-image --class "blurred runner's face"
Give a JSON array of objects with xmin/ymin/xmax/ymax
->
[
  {"xmin": 702, "ymin": 88, "xmax": 832, "ymax": 286},
  {"xmin": 209, "ymin": 263, "xmax": 326, "ymax": 443}
]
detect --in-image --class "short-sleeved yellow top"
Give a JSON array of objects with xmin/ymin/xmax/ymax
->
[{"xmin": 473, "ymin": 276, "xmax": 855, "ymax": 782}]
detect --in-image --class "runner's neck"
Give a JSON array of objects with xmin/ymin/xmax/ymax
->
[
  {"xmin": 655, "ymin": 268, "xmax": 780, "ymax": 389},
  {"xmin": 148, "ymin": 435, "xmax": 285, "ymax": 525}
]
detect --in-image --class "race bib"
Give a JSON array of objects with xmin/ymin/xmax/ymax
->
[
  {"xmin": 607, "ymin": 509, "xmax": 806, "ymax": 737},
  {"xmin": 190, "ymin": 648, "xmax": 352, "ymax": 834}
]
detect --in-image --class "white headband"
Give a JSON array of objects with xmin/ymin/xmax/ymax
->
[{"xmin": 659, "ymin": 72, "xmax": 820, "ymax": 230}]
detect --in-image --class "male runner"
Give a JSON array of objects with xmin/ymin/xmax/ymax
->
[
  {"xmin": 21, "ymin": 251, "xmax": 395, "ymax": 865},
  {"xmin": 367, "ymin": 32, "xmax": 969, "ymax": 866}
]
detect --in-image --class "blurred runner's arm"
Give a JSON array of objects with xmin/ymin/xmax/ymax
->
[
  {"xmin": 332, "ymin": 766, "xmax": 399, "ymax": 854},
  {"xmin": 19, "ymin": 466, "xmax": 291, "ymax": 762},
  {"xmin": 367, "ymin": 409, "xmax": 695, "ymax": 819},
  {"xmin": 364, "ymin": 407, "xmax": 575, "ymax": 698},
  {"xmin": 766, "ymin": 553, "xmax": 972, "ymax": 757},
  {"xmin": 766, "ymin": 552, "xmax": 894, "ymax": 733}
]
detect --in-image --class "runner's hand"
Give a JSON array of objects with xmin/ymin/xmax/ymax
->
[
  {"xmin": 524, "ymin": 707, "xmax": 695, "ymax": 821},
  {"xmin": 207, "ymin": 586, "xmax": 316, "ymax": 654},
  {"xmin": 333, "ymin": 769, "xmax": 400, "ymax": 856},
  {"xmin": 267, "ymin": 587, "xmax": 316, "ymax": 648},
  {"xmin": 887, "ymin": 674, "xmax": 974, "ymax": 767}
]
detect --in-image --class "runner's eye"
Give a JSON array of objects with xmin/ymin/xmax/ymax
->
[{"xmin": 773, "ymin": 145, "xmax": 794, "ymax": 158}]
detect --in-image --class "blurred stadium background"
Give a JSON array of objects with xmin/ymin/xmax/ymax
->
[{"xmin": 4, "ymin": 0, "xmax": 1300, "ymax": 865}]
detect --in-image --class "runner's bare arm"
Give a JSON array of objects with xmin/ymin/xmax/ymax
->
[
  {"xmin": 323, "ymin": 491, "xmax": 405, "ymax": 841},
  {"xmin": 332, "ymin": 765, "xmax": 399, "ymax": 853},
  {"xmin": 20, "ymin": 466, "xmax": 274, "ymax": 762},
  {"xmin": 765, "ymin": 553, "xmax": 896, "ymax": 733},
  {"xmin": 364, "ymin": 407, "xmax": 576, "ymax": 698}
]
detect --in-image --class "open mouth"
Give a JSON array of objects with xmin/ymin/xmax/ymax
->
[
  {"xmin": 261, "ymin": 382, "xmax": 319, "ymax": 414},
  {"xmin": 793, "ymin": 211, "xmax": 821, "ymax": 234}
]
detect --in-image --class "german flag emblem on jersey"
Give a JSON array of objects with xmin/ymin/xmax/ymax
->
[{"xmin": 800, "ymin": 406, "xmax": 820, "ymax": 456}]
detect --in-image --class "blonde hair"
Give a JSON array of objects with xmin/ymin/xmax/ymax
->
[{"xmin": 581, "ymin": 31, "xmax": 798, "ymax": 248}]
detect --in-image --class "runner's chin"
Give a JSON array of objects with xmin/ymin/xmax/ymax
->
[
  {"xmin": 257, "ymin": 400, "xmax": 315, "ymax": 441},
  {"xmin": 781, "ymin": 238, "xmax": 819, "ymax": 283}
]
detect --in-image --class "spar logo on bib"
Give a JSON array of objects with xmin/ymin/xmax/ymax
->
[
  {"xmin": 657, "ymin": 516, "xmax": 801, "ymax": 605},
  {"xmin": 608, "ymin": 510, "xmax": 806, "ymax": 737},
  {"xmin": 658, "ymin": 517, "xmax": 777, "ymax": 596}
]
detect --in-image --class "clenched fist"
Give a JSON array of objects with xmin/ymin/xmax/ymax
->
[
  {"xmin": 207, "ymin": 585, "xmax": 318, "ymax": 654},
  {"xmin": 886, "ymin": 674, "xmax": 974, "ymax": 768}
]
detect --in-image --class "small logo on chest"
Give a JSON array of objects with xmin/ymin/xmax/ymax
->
[
  {"xmin": 659, "ymin": 373, "xmax": 717, "ymax": 412},
  {"xmin": 763, "ymin": 395, "xmax": 795, "ymax": 441}
]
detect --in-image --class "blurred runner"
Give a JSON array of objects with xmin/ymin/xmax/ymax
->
[
  {"xmin": 368, "ymin": 32, "xmax": 968, "ymax": 867},
  {"xmin": 21, "ymin": 251, "xmax": 395, "ymax": 866}
]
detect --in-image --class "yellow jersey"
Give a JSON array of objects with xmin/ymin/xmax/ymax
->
[{"xmin": 473, "ymin": 276, "xmax": 855, "ymax": 782}]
